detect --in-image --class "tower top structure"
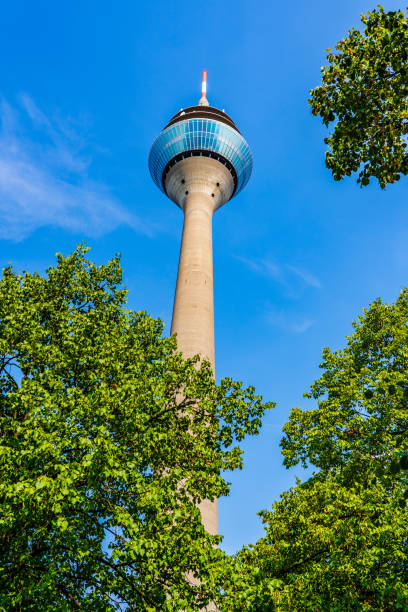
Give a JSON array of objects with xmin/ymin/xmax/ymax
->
[{"xmin": 148, "ymin": 72, "xmax": 253, "ymax": 209}]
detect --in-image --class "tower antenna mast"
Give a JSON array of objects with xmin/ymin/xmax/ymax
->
[{"xmin": 199, "ymin": 70, "xmax": 209, "ymax": 106}]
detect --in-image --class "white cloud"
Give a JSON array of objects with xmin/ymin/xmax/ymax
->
[
  {"xmin": 235, "ymin": 254, "xmax": 322, "ymax": 292},
  {"xmin": 265, "ymin": 307, "xmax": 314, "ymax": 334},
  {"xmin": 234, "ymin": 255, "xmax": 262, "ymax": 273},
  {"xmin": 287, "ymin": 265, "xmax": 322, "ymax": 289},
  {"xmin": 0, "ymin": 96, "xmax": 147, "ymax": 241},
  {"xmin": 291, "ymin": 318, "xmax": 314, "ymax": 333},
  {"xmin": 235, "ymin": 255, "xmax": 319, "ymax": 333},
  {"xmin": 234, "ymin": 255, "xmax": 286, "ymax": 285}
]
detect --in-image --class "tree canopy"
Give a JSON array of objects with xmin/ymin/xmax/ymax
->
[
  {"xmin": 4, "ymin": 249, "xmax": 408, "ymax": 611},
  {"xmin": 0, "ymin": 246, "xmax": 273, "ymax": 611},
  {"xmin": 310, "ymin": 6, "xmax": 408, "ymax": 188},
  {"xmin": 222, "ymin": 288, "xmax": 408, "ymax": 610}
]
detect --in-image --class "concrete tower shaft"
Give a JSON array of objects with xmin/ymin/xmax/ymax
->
[
  {"xmin": 171, "ymin": 189, "xmax": 215, "ymax": 368},
  {"xmin": 166, "ymin": 157, "xmax": 235, "ymax": 536},
  {"xmin": 167, "ymin": 156, "xmax": 235, "ymax": 366}
]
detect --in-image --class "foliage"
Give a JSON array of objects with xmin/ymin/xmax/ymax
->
[
  {"xmin": 309, "ymin": 6, "xmax": 408, "ymax": 188},
  {"xmin": 222, "ymin": 289, "xmax": 408, "ymax": 610},
  {"xmin": 0, "ymin": 246, "xmax": 273, "ymax": 611}
]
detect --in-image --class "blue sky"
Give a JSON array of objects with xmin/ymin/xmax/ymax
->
[{"xmin": 1, "ymin": 0, "xmax": 407, "ymax": 554}]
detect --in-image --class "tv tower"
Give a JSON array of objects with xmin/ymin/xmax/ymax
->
[{"xmin": 148, "ymin": 72, "xmax": 253, "ymax": 535}]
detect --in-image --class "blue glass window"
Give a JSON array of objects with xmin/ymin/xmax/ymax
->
[{"xmin": 149, "ymin": 117, "xmax": 253, "ymax": 198}]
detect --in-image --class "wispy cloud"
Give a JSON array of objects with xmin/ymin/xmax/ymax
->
[
  {"xmin": 0, "ymin": 95, "xmax": 147, "ymax": 241},
  {"xmin": 265, "ymin": 307, "xmax": 314, "ymax": 334},
  {"xmin": 291, "ymin": 318, "xmax": 314, "ymax": 333},
  {"xmin": 235, "ymin": 255, "xmax": 319, "ymax": 332},
  {"xmin": 235, "ymin": 255, "xmax": 285, "ymax": 284},
  {"xmin": 287, "ymin": 265, "xmax": 321, "ymax": 289},
  {"xmin": 235, "ymin": 255, "xmax": 322, "ymax": 292}
]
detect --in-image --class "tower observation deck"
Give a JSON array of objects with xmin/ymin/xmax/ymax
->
[{"xmin": 148, "ymin": 72, "xmax": 253, "ymax": 536}]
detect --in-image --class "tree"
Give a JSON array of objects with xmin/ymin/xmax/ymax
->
[
  {"xmin": 309, "ymin": 6, "xmax": 408, "ymax": 188},
  {"xmin": 222, "ymin": 289, "xmax": 408, "ymax": 610},
  {"xmin": 0, "ymin": 246, "xmax": 273, "ymax": 611}
]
